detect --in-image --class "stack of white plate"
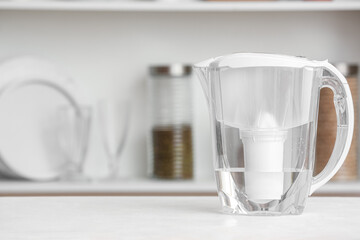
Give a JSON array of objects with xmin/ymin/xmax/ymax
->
[{"xmin": 0, "ymin": 57, "xmax": 82, "ymax": 181}]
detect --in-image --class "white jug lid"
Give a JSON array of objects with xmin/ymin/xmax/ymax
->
[{"xmin": 195, "ymin": 53, "xmax": 327, "ymax": 69}]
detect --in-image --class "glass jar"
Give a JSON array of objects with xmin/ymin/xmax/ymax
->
[{"xmin": 147, "ymin": 64, "xmax": 193, "ymax": 179}]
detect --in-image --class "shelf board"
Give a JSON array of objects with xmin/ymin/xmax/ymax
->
[
  {"xmin": 0, "ymin": 1, "xmax": 359, "ymax": 12},
  {"xmin": 0, "ymin": 179, "xmax": 217, "ymax": 195},
  {"xmin": 0, "ymin": 179, "xmax": 359, "ymax": 196}
]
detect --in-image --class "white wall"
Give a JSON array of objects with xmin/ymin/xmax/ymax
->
[{"xmin": 0, "ymin": 10, "xmax": 359, "ymax": 179}]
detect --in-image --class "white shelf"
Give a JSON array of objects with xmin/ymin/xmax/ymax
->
[
  {"xmin": 0, "ymin": 179, "xmax": 359, "ymax": 195},
  {"xmin": 0, "ymin": 1, "xmax": 359, "ymax": 12},
  {"xmin": 0, "ymin": 179, "xmax": 216, "ymax": 195}
]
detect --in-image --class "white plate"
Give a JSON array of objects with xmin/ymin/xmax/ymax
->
[{"xmin": 0, "ymin": 57, "xmax": 81, "ymax": 181}]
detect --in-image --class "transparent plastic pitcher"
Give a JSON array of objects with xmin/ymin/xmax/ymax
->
[{"xmin": 194, "ymin": 53, "xmax": 354, "ymax": 215}]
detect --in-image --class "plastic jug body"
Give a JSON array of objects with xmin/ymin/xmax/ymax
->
[{"xmin": 194, "ymin": 53, "xmax": 354, "ymax": 215}]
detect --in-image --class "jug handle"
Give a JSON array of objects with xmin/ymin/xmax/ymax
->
[{"xmin": 310, "ymin": 62, "xmax": 354, "ymax": 195}]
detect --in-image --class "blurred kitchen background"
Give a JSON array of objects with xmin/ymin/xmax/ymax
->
[{"xmin": 0, "ymin": 0, "xmax": 359, "ymax": 196}]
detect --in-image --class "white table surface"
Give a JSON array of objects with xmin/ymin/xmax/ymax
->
[{"xmin": 0, "ymin": 197, "xmax": 359, "ymax": 239}]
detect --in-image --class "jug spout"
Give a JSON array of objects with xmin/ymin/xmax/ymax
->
[{"xmin": 194, "ymin": 58, "xmax": 214, "ymax": 102}]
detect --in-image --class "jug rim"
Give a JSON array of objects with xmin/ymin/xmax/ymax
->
[{"xmin": 194, "ymin": 53, "xmax": 327, "ymax": 69}]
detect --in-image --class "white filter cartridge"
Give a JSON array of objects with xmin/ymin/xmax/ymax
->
[{"xmin": 241, "ymin": 130, "xmax": 287, "ymax": 200}]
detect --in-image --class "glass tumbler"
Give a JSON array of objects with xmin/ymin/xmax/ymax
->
[{"xmin": 57, "ymin": 105, "xmax": 92, "ymax": 181}]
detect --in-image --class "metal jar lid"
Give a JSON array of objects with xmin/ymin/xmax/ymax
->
[
  {"xmin": 333, "ymin": 63, "xmax": 358, "ymax": 77},
  {"xmin": 149, "ymin": 64, "xmax": 192, "ymax": 77}
]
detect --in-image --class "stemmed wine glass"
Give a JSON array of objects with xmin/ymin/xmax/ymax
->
[
  {"xmin": 57, "ymin": 105, "xmax": 92, "ymax": 181},
  {"xmin": 97, "ymin": 100, "xmax": 130, "ymax": 180}
]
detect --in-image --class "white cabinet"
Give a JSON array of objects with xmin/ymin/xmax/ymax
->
[{"xmin": 0, "ymin": 1, "xmax": 359, "ymax": 189}]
